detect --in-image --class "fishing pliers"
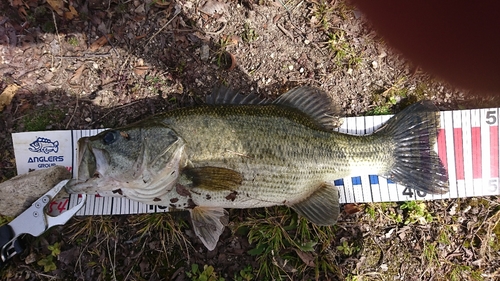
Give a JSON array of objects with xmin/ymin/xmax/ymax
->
[{"xmin": 0, "ymin": 180, "xmax": 86, "ymax": 268}]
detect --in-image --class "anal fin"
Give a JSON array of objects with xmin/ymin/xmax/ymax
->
[
  {"xmin": 189, "ymin": 207, "xmax": 229, "ymax": 251},
  {"xmin": 290, "ymin": 182, "xmax": 340, "ymax": 226}
]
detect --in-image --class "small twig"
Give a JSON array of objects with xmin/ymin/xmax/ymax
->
[
  {"xmin": 95, "ymin": 101, "xmax": 142, "ymax": 124},
  {"xmin": 66, "ymin": 94, "xmax": 79, "ymax": 129},
  {"xmin": 276, "ymin": 23, "xmax": 294, "ymax": 40},
  {"xmin": 102, "ymin": 33, "xmax": 120, "ymax": 56},
  {"xmin": 51, "ymin": 10, "xmax": 63, "ymax": 70},
  {"xmin": 276, "ymin": 0, "xmax": 292, "ymax": 13},
  {"xmin": 291, "ymin": 0, "xmax": 304, "ymax": 13},
  {"xmin": 204, "ymin": 22, "xmax": 227, "ymax": 36},
  {"xmin": 145, "ymin": 8, "xmax": 181, "ymax": 47},
  {"xmin": 119, "ymin": 8, "xmax": 181, "ymax": 75},
  {"xmin": 19, "ymin": 265, "xmax": 58, "ymax": 279},
  {"xmin": 56, "ymin": 53, "xmax": 112, "ymax": 59},
  {"xmin": 288, "ymin": 20, "xmax": 325, "ymax": 55}
]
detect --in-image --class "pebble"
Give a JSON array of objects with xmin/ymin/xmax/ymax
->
[{"xmin": 200, "ymin": 45, "xmax": 210, "ymax": 62}]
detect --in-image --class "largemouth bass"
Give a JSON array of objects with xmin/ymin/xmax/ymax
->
[{"xmin": 65, "ymin": 86, "xmax": 449, "ymax": 250}]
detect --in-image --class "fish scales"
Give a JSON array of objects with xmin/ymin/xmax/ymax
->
[
  {"xmin": 160, "ymin": 105, "xmax": 393, "ymax": 207},
  {"xmin": 66, "ymin": 86, "xmax": 448, "ymax": 250}
]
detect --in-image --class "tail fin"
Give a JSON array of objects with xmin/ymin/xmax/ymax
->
[{"xmin": 377, "ymin": 101, "xmax": 449, "ymax": 194}]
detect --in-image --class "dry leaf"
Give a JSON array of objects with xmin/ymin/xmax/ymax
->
[
  {"xmin": 226, "ymin": 52, "xmax": 237, "ymax": 71},
  {"xmin": 0, "ymin": 84, "xmax": 20, "ymax": 112},
  {"xmin": 344, "ymin": 203, "xmax": 362, "ymax": 214},
  {"xmin": 46, "ymin": 0, "xmax": 65, "ymax": 16},
  {"xmin": 64, "ymin": 5, "xmax": 79, "ymax": 20},
  {"xmin": 18, "ymin": 99, "xmax": 32, "ymax": 114},
  {"xmin": 134, "ymin": 66, "xmax": 149, "ymax": 76},
  {"xmin": 70, "ymin": 64, "xmax": 85, "ymax": 84},
  {"xmin": 221, "ymin": 34, "xmax": 241, "ymax": 45},
  {"xmin": 89, "ymin": 34, "xmax": 113, "ymax": 51},
  {"xmin": 199, "ymin": 0, "xmax": 228, "ymax": 15},
  {"xmin": 294, "ymin": 249, "xmax": 315, "ymax": 267},
  {"xmin": 153, "ymin": 0, "xmax": 170, "ymax": 7},
  {"xmin": 10, "ymin": 0, "xmax": 24, "ymax": 7}
]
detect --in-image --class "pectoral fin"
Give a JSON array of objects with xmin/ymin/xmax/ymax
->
[
  {"xmin": 290, "ymin": 182, "xmax": 340, "ymax": 225},
  {"xmin": 189, "ymin": 207, "xmax": 229, "ymax": 251},
  {"xmin": 185, "ymin": 167, "xmax": 243, "ymax": 191}
]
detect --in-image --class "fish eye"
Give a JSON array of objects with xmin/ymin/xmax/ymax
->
[{"xmin": 102, "ymin": 130, "xmax": 119, "ymax": 145}]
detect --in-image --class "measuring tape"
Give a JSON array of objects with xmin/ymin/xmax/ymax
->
[{"xmin": 12, "ymin": 107, "xmax": 500, "ymax": 216}]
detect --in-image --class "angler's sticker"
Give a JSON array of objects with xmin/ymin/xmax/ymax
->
[{"xmin": 12, "ymin": 131, "xmax": 73, "ymax": 174}]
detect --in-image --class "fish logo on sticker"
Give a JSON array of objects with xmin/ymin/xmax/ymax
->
[{"xmin": 29, "ymin": 137, "xmax": 59, "ymax": 154}]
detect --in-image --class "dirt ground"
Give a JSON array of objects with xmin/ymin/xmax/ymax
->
[{"xmin": 1, "ymin": 0, "xmax": 500, "ymax": 280}]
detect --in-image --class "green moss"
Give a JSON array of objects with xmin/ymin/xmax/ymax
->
[
  {"xmin": 42, "ymin": 22, "xmax": 55, "ymax": 33},
  {"xmin": 242, "ymin": 23, "xmax": 258, "ymax": 43},
  {"xmin": 22, "ymin": 107, "xmax": 65, "ymax": 131},
  {"xmin": 67, "ymin": 37, "xmax": 79, "ymax": 46},
  {"xmin": 186, "ymin": 264, "xmax": 225, "ymax": 281}
]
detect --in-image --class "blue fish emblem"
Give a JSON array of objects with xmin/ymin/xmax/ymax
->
[{"xmin": 29, "ymin": 137, "xmax": 59, "ymax": 154}]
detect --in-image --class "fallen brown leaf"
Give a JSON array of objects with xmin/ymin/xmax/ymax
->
[
  {"xmin": 294, "ymin": 249, "xmax": 316, "ymax": 267},
  {"xmin": 200, "ymin": 0, "xmax": 228, "ymax": 15},
  {"xmin": 47, "ymin": 0, "xmax": 65, "ymax": 16},
  {"xmin": 70, "ymin": 64, "xmax": 86, "ymax": 84},
  {"xmin": 17, "ymin": 99, "xmax": 32, "ymax": 114},
  {"xmin": 64, "ymin": 5, "xmax": 79, "ymax": 20},
  {"xmin": 221, "ymin": 34, "xmax": 241, "ymax": 46},
  {"xmin": 134, "ymin": 66, "xmax": 149, "ymax": 76},
  {"xmin": 10, "ymin": 0, "xmax": 24, "ymax": 7},
  {"xmin": 0, "ymin": 84, "xmax": 20, "ymax": 112},
  {"xmin": 344, "ymin": 203, "xmax": 362, "ymax": 214},
  {"xmin": 153, "ymin": 0, "xmax": 170, "ymax": 7},
  {"xmin": 89, "ymin": 34, "xmax": 113, "ymax": 52}
]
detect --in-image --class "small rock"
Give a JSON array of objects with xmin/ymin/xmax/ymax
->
[
  {"xmin": 50, "ymin": 39, "xmax": 60, "ymax": 55},
  {"xmin": 384, "ymin": 228, "xmax": 395, "ymax": 239},
  {"xmin": 372, "ymin": 60, "xmax": 378, "ymax": 69},
  {"xmin": 288, "ymin": 65, "xmax": 293, "ymax": 71},
  {"xmin": 24, "ymin": 252, "xmax": 37, "ymax": 264},
  {"xmin": 200, "ymin": 0, "xmax": 228, "ymax": 15},
  {"xmin": 449, "ymin": 203, "xmax": 457, "ymax": 216},
  {"xmin": 200, "ymin": 45, "xmax": 210, "ymax": 61},
  {"xmin": 134, "ymin": 3, "xmax": 145, "ymax": 14}
]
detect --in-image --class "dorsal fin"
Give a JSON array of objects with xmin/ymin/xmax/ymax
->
[
  {"xmin": 206, "ymin": 85, "xmax": 343, "ymax": 130},
  {"xmin": 273, "ymin": 86, "xmax": 343, "ymax": 130},
  {"xmin": 206, "ymin": 85, "xmax": 269, "ymax": 105}
]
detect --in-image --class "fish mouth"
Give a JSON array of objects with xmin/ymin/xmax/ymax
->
[{"xmin": 65, "ymin": 138, "xmax": 109, "ymax": 193}]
